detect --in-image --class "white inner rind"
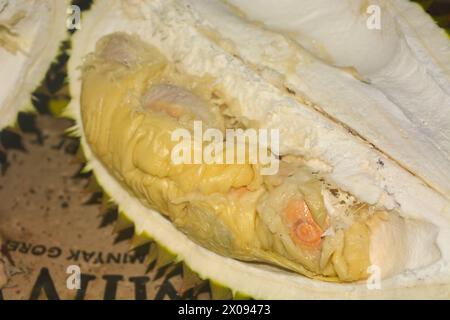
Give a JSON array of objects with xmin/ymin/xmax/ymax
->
[
  {"xmin": 68, "ymin": 0, "xmax": 450, "ymax": 299},
  {"xmin": 0, "ymin": 0, "xmax": 68, "ymax": 129},
  {"xmin": 222, "ymin": 0, "xmax": 450, "ymax": 199}
]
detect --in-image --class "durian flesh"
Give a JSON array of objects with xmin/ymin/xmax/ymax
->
[
  {"xmin": 69, "ymin": 0, "xmax": 450, "ymax": 298},
  {"xmin": 0, "ymin": 0, "xmax": 68, "ymax": 129}
]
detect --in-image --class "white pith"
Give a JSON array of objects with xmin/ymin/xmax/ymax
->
[{"xmin": 0, "ymin": 0, "xmax": 68, "ymax": 129}]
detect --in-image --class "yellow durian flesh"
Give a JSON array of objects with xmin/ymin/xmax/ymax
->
[
  {"xmin": 82, "ymin": 33, "xmax": 263, "ymax": 257},
  {"xmin": 80, "ymin": 32, "xmax": 378, "ymax": 282}
]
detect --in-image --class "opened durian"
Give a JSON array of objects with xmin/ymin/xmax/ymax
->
[
  {"xmin": 0, "ymin": 0, "xmax": 68, "ymax": 290},
  {"xmin": 67, "ymin": 0, "xmax": 450, "ymax": 299},
  {"xmin": 0, "ymin": 0, "xmax": 68, "ymax": 130}
]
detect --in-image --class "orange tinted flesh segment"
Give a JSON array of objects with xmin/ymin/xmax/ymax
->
[
  {"xmin": 285, "ymin": 198, "xmax": 315, "ymax": 224},
  {"xmin": 293, "ymin": 222, "xmax": 323, "ymax": 248},
  {"xmin": 284, "ymin": 198, "xmax": 324, "ymax": 249}
]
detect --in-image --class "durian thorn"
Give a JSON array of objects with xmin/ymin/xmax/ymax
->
[
  {"xmin": 164, "ymin": 263, "xmax": 179, "ymax": 278},
  {"xmin": 112, "ymin": 212, "xmax": 134, "ymax": 234},
  {"xmin": 65, "ymin": 124, "xmax": 81, "ymax": 138},
  {"xmin": 209, "ymin": 281, "xmax": 233, "ymax": 300},
  {"xmin": 80, "ymin": 163, "xmax": 93, "ymax": 174},
  {"xmin": 155, "ymin": 245, "xmax": 177, "ymax": 269},
  {"xmin": 10, "ymin": 119, "xmax": 20, "ymax": 131},
  {"xmin": 106, "ymin": 194, "xmax": 116, "ymax": 205},
  {"xmin": 180, "ymin": 263, "xmax": 203, "ymax": 294},
  {"xmin": 145, "ymin": 243, "xmax": 159, "ymax": 265},
  {"xmin": 49, "ymin": 98, "xmax": 69, "ymax": 116},
  {"xmin": 101, "ymin": 193, "xmax": 115, "ymax": 211},
  {"xmin": 85, "ymin": 176, "xmax": 102, "ymax": 193},
  {"xmin": 129, "ymin": 232, "xmax": 152, "ymax": 251},
  {"xmin": 233, "ymin": 291, "xmax": 252, "ymax": 300},
  {"xmin": 60, "ymin": 106, "xmax": 76, "ymax": 120},
  {"xmin": 73, "ymin": 146, "xmax": 86, "ymax": 164},
  {"xmin": 21, "ymin": 102, "xmax": 36, "ymax": 114}
]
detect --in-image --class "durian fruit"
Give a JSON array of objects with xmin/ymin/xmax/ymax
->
[
  {"xmin": 67, "ymin": 0, "xmax": 450, "ymax": 299},
  {"xmin": 0, "ymin": 0, "xmax": 68, "ymax": 130},
  {"xmin": 0, "ymin": 0, "xmax": 68, "ymax": 290}
]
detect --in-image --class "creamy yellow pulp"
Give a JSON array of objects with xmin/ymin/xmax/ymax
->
[{"xmin": 80, "ymin": 33, "xmax": 371, "ymax": 282}]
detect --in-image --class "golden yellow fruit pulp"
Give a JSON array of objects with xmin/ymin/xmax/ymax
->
[{"xmin": 81, "ymin": 33, "xmax": 372, "ymax": 282}]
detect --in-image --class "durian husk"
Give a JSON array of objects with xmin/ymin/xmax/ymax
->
[
  {"xmin": 65, "ymin": 0, "xmax": 450, "ymax": 299},
  {"xmin": 0, "ymin": 0, "xmax": 69, "ymax": 130}
]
